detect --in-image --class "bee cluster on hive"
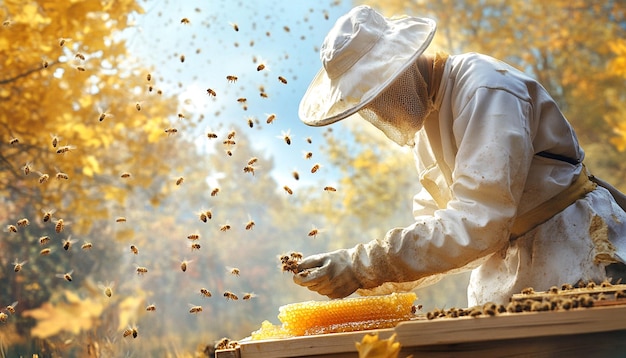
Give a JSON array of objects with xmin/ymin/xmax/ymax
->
[
  {"xmin": 251, "ymin": 292, "xmax": 417, "ymax": 339},
  {"xmin": 423, "ymin": 279, "xmax": 626, "ymax": 320}
]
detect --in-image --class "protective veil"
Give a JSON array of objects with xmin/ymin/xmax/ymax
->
[{"xmin": 358, "ymin": 58, "xmax": 433, "ymax": 146}]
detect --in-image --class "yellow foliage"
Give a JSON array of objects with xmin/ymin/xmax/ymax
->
[
  {"xmin": 22, "ymin": 290, "xmax": 105, "ymax": 339},
  {"xmin": 355, "ymin": 333, "xmax": 401, "ymax": 358},
  {"xmin": 609, "ymin": 39, "xmax": 626, "ymax": 78}
]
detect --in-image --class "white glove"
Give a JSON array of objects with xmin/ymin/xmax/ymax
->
[{"xmin": 293, "ymin": 248, "xmax": 360, "ymax": 299}]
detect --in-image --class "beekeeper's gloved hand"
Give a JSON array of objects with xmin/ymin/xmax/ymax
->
[{"xmin": 293, "ymin": 248, "xmax": 360, "ymax": 299}]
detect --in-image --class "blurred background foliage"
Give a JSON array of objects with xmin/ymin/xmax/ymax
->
[{"xmin": 0, "ymin": 0, "xmax": 625, "ymax": 356}]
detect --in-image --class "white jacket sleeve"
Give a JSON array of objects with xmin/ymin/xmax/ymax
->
[{"xmin": 353, "ymin": 88, "xmax": 535, "ymax": 294}]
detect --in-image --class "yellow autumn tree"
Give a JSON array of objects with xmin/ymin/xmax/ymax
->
[{"xmin": 0, "ymin": 0, "xmax": 186, "ymax": 352}]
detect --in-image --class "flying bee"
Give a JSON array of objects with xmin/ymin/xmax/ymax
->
[
  {"xmin": 58, "ymin": 37, "xmax": 70, "ymax": 46},
  {"xmin": 55, "ymin": 171, "xmax": 69, "ymax": 180},
  {"xmin": 311, "ymin": 163, "xmax": 321, "ymax": 173},
  {"xmin": 146, "ymin": 73, "xmax": 152, "ymax": 81},
  {"xmin": 120, "ymin": 172, "xmax": 132, "ymax": 179},
  {"xmin": 6, "ymin": 301, "xmax": 18, "ymax": 314},
  {"xmin": 130, "ymin": 245, "xmax": 138, "ymax": 255},
  {"xmin": 13, "ymin": 259, "xmax": 26, "ymax": 272},
  {"xmin": 9, "ymin": 137, "xmax": 19, "ymax": 145},
  {"xmin": 237, "ymin": 97, "xmax": 247, "ymax": 104},
  {"xmin": 247, "ymin": 117, "xmax": 254, "ymax": 128},
  {"xmin": 308, "ymin": 225, "xmax": 324, "ymax": 239},
  {"xmin": 6, "ymin": 225, "xmax": 17, "ymax": 233},
  {"xmin": 76, "ymin": 66, "xmax": 86, "ymax": 72},
  {"xmin": 242, "ymin": 293, "xmax": 256, "ymax": 300},
  {"xmin": 146, "ymin": 304, "xmax": 156, "ymax": 312},
  {"xmin": 62, "ymin": 236, "xmax": 77, "ymax": 251},
  {"xmin": 40, "ymin": 248, "xmax": 52, "ymax": 256},
  {"xmin": 303, "ymin": 151, "xmax": 313, "ymax": 160},
  {"xmin": 290, "ymin": 251, "xmax": 303, "ymax": 260},
  {"xmin": 56, "ymin": 145, "xmax": 76, "ymax": 154},
  {"xmin": 16, "ymin": 218, "xmax": 29, "ymax": 227},
  {"xmin": 191, "ymin": 243, "xmax": 201, "ymax": 251},
  {"xmin": 179, "ymin": 54, "xmax": 185, "ymax": 63},
  {"xmin": 38, "ymin": 172, "xmax": 50, "ymax": 184},
  {"xmin": 199, "ymin": 210, "xmax": 211, "ymax": 222},
  {"xmin": 324, "ymin": 186, "xmax": 337, "ymax": 192},
  {"xmin": 256, "ymin": 63, "xmax": 265, "ymax": 71},
  {"xmin": 116, "ymin": 217, "xmax": 127, "ymax": 223},
  {"xmin": 226, "ymin": 75, "xmax": 238, "ymax": 83},
  {"xmin": 230, "ymin": 22, "xmax": 239, "ymax": 31},
  {"xmin": 227, "ymin": 266, "xmax": 240, "ymax": 276},
  {"xmin": 283, "ymin": 185, "xmax": 293, "ymax": 195},
  {"xmin": 306, "ymin": 137, "xmax": 312, "ymax": 144},
  {"xmin": 22, "ymin": 162, "xmax": 32, "ymax": 175},
  {"xmin": 177, "ymin": 113, "xmax": 185, "ymax": 120},
  {"xmin": 175, "ymin": 177, "xmax": 184, "ymax": 186},
  {"xmin": 164, "ymin": 128, "xmax": 178, "ymax": 135},
  {"xmin": 223, "ymin": 139, "xmax": 236, "ymax": 146},
  {"xmin": 259, "ymin": 92, "xmax": 268, "ymax": 98},
  {"xmin": 211, "ymin": 188, "xmax": 220, "ymax": 197},
  {"xmin": 206, "ymin": 130, "xmax": 218, "ymax": 139},
  {"xmin": 283, "ymin": 25, "xmax": 290, "ymax": 32},
  {"xmin": 136, "ymin": 102, "xmax": 142, "ymax": 111},
  {"xmin": 200, "ymin": 288, "xmax": 212, "ymax": 298},
  {"xmin": 247, "ymin": 157, "xmax": 258, "ymax": 166},
  {"xmin": 99, "ymin": 282, "xmax": 114, "ymax": 297},
  {"xmin": 227, "ymin": 130, "xmax": 236, "ymax": 140},
  {"xmin": 189, "ymin": 304, "xmax": 203, "ymax": 314},
  {"xmin": 57, "ymin": 270, "xmax": 73, "ymax": 282},
  {"xmin": 81, "ymin": 242, "xmax": 93, "ymax": 250},
  {"xmin": 265, "ymin": 113, "xmax": 276, "ymax": 124},
  {"xmin": 180, "ymin": 17, "xmax": 190, "ymax": 24},
  {"xmin": 0, "ymin": 312, "xmax": 7, "ymax": 323},
  {"xmin": 279, "ymin": 130, "xmax": 291, "ymax": 145},
  {"xmin": 39, "ymin": 236, "xmax": 51, "ymax": 245},
  {"xmin": 245, "ymin": 216, "xmax": 255, "ymax": 230},
  {"xmin": 220, "ymin": 224, "xmax": 231, "ymax": 232},
  {"xmin": 180, "ymin": 259, "xmax": 192, "ymax": 272},
  {"xmin": 55, "ymin": 219, "xmax": 65, "ymax": 233},
  {"xmin": 223, "ymin": 291, "xmax": 239, "ymax": 300},
  {"xmin": 243, "ymin": 165, "xmax": 256, "ymax": 175},
  {"xmin": 292, "ymin": 170, "xmax": 300, "ymax": 180},
  {"xmin": 98, "ymin": 108, "xmax": 113, "ymax": 122},
  {"xmin": 206, "ymin": 88, "xmax": 216, "ymax": 97},
  {"xmin": 187, "ymin": 233, "xmax": 200, "ymax": 241},
  {"xmin": 278, "ymin": 76, "xmax": 287, "ymax": 84},
  {"xmin": 136, "ymin": 266, "xmax": 148, "ymax": 275},
  {"xmin": 50, "ymin": 133, "xmax": 60, "ymax": 148},
  {"xmin": 123, "ymin": 325, "xmax": 138, "ymax": 338}
]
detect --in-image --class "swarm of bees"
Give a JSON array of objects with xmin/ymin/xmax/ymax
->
[
  {"xmin": 1, "ymin": 1, "xmax": 345, "ymax": 351},
  {"xmin": 279, "ymin": 252, "xmax": 303, "ymax": 274}
]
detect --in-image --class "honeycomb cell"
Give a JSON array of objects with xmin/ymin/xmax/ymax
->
[{"xmin": 252, "ymin": 292, "xmax": 417, "ymax": 339}]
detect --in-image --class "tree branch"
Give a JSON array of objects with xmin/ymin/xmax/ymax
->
[{"xmin": 0, "ymin": 61, "xmax": 59, "ymax": 86}]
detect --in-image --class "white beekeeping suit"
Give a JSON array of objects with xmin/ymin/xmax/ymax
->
[{"xmin": 293, "ymin": 5, "xmax": 626, "ymax": 306}]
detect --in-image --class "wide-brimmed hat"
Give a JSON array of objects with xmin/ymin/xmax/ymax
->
[{"xmin": 299, "ymin": 5, "xmax": 436, "ymax": 127}]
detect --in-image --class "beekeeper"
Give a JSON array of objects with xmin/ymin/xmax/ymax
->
[{"xmin": 294, "ymin": 5, "xmax": 626, "ymax": 306}]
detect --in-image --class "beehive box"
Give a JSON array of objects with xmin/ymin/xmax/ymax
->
[{"xmin": 216, "ymin": 284, "xmax": 626, "ymax": 358}]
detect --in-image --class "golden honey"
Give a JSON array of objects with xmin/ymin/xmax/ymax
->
[{"xmin": 251, "ymin": 292, "xmax": 417, "ymax": 339}]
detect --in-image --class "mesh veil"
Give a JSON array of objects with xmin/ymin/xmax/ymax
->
[{"xmin": 359, "ymin": 58, "xmax": 433, "ymax": 146}]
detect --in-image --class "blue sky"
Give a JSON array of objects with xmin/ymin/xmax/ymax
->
[{"xmin": 123, "ymin": 0, "xmax": 355, "ymax": 187}]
